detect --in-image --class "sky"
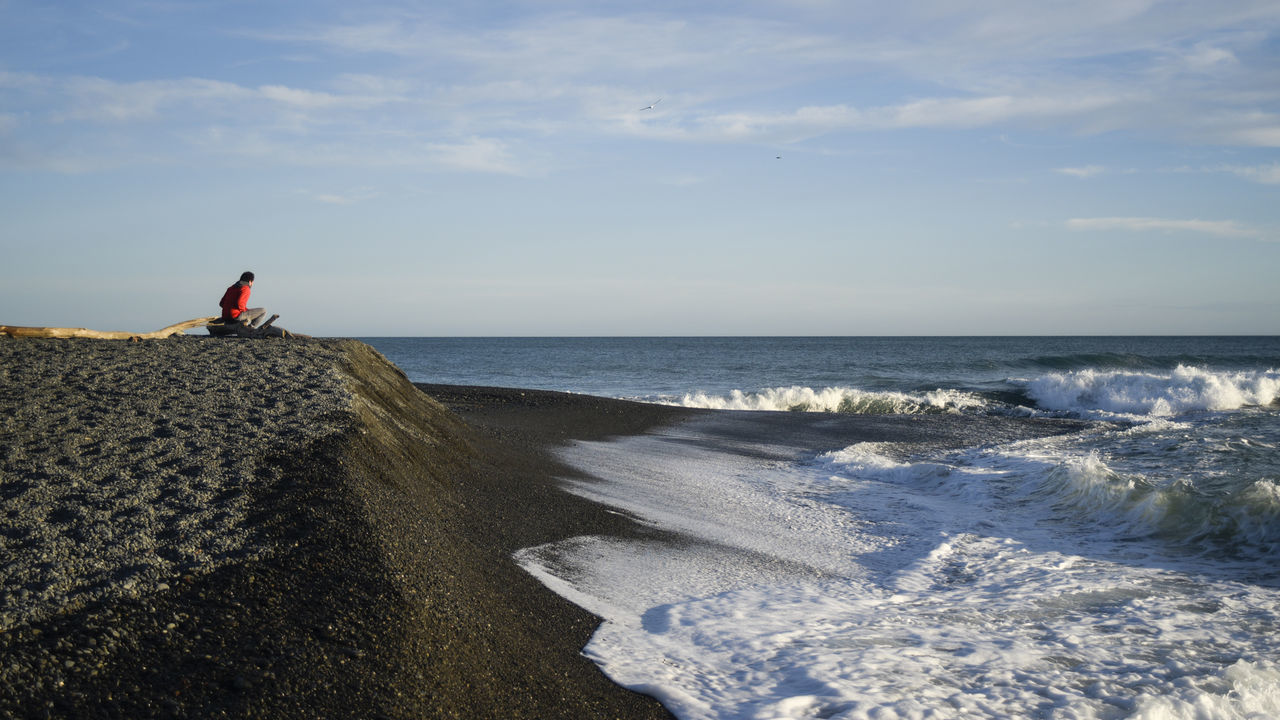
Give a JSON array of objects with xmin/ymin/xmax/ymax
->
[{"xmin": 2, "ymin": 0, "xmax": 1278, "ymax": 336}]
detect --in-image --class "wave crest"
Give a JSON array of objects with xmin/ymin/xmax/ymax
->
[
  {"xmin": 1027, "ymin": 453, "xmax": 1280, "ymax": 556},
  {"xmin": 1026, "ymin": 365, "xmax": 1280, "ymax": 417},
  {"xmin": 677, "ymin": 386, "xmax": 987, "ymax": 415},
  {"xmin": 819, "ymin": 445, "xmax": 1280, "ymax": 559}
]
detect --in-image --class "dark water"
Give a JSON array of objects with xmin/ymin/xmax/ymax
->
[
  {"xmin": 365, "ymin": 336, "xmax": 1280, "ymax": 559},
  {"xmin": 364, "ymin": 335, "xmax": 1279, "ymax": 399}
]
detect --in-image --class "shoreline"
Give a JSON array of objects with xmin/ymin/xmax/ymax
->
[
  {"xmin": 1, "ymin": 338, "xmax": 685, "ymax": 719},
  {"xmin": 1, "ymin": 337, "xmax": 1091, "ymax": 718}
]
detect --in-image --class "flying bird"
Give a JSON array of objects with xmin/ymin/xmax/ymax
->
[{"xmin": 638, "ymin": 98, "xmax": 662, "ymax": 111}]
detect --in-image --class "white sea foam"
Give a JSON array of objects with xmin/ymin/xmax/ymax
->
[
  {"xmin": 518, "ymin": 416, "xmax": 1280, "ymax": 720},
  {"xmin": 1026, "ymin": 365, "xmax": 1280, "ymax": 418},
  {"xmin": 1131, "ymin": 660, "xmax": 1280, "ymax": 720},
  {"xmin": 676, "ymin": 386, "xmax": 987, "ymax": 414},
  {"xmin": 821, "ymin": 432, "xmax": 1280, "ymax": 555},
  {"xmin": 670, "ymin": 367, "xmax": 1280, "ymax": 420}
]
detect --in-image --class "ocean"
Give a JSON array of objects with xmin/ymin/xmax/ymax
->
[{"xmin": 364, "ymin": 337, "xmax": 1280, "ymax": 720}]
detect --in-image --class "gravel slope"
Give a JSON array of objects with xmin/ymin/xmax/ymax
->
[{"xmin": 0, "ymin": 337, "xmax": 682, "ymax": 719}]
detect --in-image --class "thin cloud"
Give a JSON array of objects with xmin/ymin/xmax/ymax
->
[
  {"xmin": 6, "ymin": 2, "xmax": 1280, "ymax": 177},
  {"xmin": 9, "ymin": 72, "xmax": 402, "ymax": 124},
  {"xmin": 887, "ymin": 93, "xmax": 1121, "ymax": 128},
  {"xmin": 687, "ymin": 91, "xmax": 1123, "ymax": 143},
  {"xmin": 267, "ymin": 14, "xmax": 835, "ymax": 81},
  {"xmin": 1217, "ymin": 162, "xmax": 1280, "ymax": 184},
  {"xmin": 315, "ymin": 194, "xmax": 354, "ymax": 205},
  {"xmin": 1181, "ymin": 42, "xmax": 1239, "ymax": 71},
  {"xmin": 1229, "ymin": 126, "xmax": 1280, "ymax": 146},
  {"xmin": 257, "ymin": 85, "xmax": 346, "ymax": 109},
  {"xmin": 56, "ymin": 76, "xmax": 248, "ymax": 122},
  {"xmin": 1067, "ymin": 217, "xmax": 1264, "ymax": 239},
  {"xmin": 1056, "ymin": 165, "xmax": 1106, "ymax": 178},
  {"xmin": 310, "ymin": 187, "xmax": 379, "ymax": 205},
  {"xmin": 0, "ymin": 71, "xmax": 458, "ymax": 172},
  {"xmin": 426, "ymin": 137, "xmax": 522, "ymax": 175}
]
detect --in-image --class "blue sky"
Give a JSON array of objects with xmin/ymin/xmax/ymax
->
[{"xmin": 2, "ymin": 0, "xmax": 1278, "ymax": 336}]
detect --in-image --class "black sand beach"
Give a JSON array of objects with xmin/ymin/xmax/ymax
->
[{"xmin": 1, "ymin": 337, "xmax": 689, "ymax": 719}]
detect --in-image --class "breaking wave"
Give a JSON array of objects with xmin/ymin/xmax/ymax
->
[
  {"xmin": 675, "ymin": 386, "xmax": 989, "ymax": 415},
  {"xmin": 669, "ymin": 366, "xmax": 1280, "ymax": 420},
  {"xmin": 1026, "ymin": 365, "xmax": 1280, "ymax": 418},
  {"xmin": 819, "ymin": 443, "xmax": 1280, "ymax": 560},
  {"xmin": 1024, "ymin": 452, "xmax": 1280, "ymax": 557}
]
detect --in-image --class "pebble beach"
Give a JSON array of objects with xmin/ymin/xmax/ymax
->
[{"xmin": 0, "ymin": 337, "xmax": 687, "ymax": 719}]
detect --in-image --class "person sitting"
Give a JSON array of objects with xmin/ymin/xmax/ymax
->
[{"xmin": 217, "ymin": 271, "xmax": 266, "ymax": 328}]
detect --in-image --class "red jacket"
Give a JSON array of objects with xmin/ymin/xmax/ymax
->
[{"xmin": 219, "ymin": 282, "xmax": 251, "ymax": 320}]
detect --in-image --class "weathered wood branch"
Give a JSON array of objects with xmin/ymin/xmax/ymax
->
[{"xmin": 0, "ymin": 317, "xmax": 220, "ymax": 340}]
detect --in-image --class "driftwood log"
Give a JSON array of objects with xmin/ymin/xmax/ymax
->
[
  {"xmin": 205, "ymin": 314, "xmax": 308, "ymax": 339},
  {"xmin": 0, "ymin": 316, "xmax": 309, "ymax": 340}
]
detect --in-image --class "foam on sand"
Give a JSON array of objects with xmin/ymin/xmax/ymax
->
[{"xmin": 519, "ymin": 412, "xmax": 1280, "ymax": 720}]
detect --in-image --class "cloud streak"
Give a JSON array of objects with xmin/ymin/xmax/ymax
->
[
  {"xmin": 4, "ymin": 2, "xmax": 1280, "ymax": 177},
  {"xmin": 1217, "ymin": 163, "xmax": 1280, "ymax": 184},
  {"xmin": 426, "ymin": 137, "xmax": 523, "ymax": 175},
  {"xmin": 1057, "ymin": 165, "xmax": 1107, "ymax": 178},
  {"xmin": 1067, "ymin": 217, "xmax": 1266, "ymax": 239},
  {"xmin": 173, "ymin": 4, "xmax": 1280, "ymax": 148},
  {"xmin": 684, "ymin": 90, "xmax": 1129, "ymax": 144}
]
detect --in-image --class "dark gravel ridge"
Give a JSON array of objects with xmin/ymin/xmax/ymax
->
[{"xmin": 1, "ymin": 337, "xmax": 687, "ymax": 719}]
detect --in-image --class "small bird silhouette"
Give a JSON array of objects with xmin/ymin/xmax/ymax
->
[{"xmin": 638, "ymin": 98, "xmax": 662, "ymax": 111}]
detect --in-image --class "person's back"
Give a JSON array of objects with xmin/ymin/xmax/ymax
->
[{"xmin": 218, "ymin": 271, "xmax": 265, "ymax": 326}]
